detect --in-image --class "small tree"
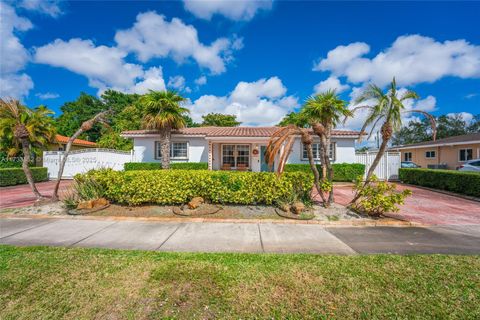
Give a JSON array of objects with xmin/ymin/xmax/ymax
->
[
  {"xmin": 0, "ymin": 98, "xmax": 56, "ymax": 200},
  {"xmin": 52, "ymin": 110, "xmax": 111, "ymax": 201},
  {"xmin": 140, "ymin": 90, "xmax": 188, "ymax": 169}
]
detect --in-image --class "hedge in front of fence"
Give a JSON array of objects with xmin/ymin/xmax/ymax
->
[
  {"xmin": 399, "ymin": 168, "xmax": 480, "ymax": 197},
  {"xmin": 284, "ymin": 163, "xmax": 365, "ymax": 182},
  {"xmin": 124, "ymin": 162, "xmax": 208, "ymax": 171},
  {"xmin": 0, "ymin": 167, "xmax": 48, "ymax": 187},
  {"xmin": 81, "ymin": 169, "xmax": 313, "ymax": 205}
]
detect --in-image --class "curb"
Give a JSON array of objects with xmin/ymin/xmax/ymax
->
[{"xmin": 0, "ymin": 213, "xmax": 424, "ymax": 227}]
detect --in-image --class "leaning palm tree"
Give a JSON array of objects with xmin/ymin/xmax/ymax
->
[
  {"xmin": 265, "ymin": 125, "xmax": 329, "ymax": 205},
  {"xmin": 301, "ymin": 90, "xmax": 352, "ymax": 204},
  {"xmin": 0, "ymin": 98, "xmax": 56, "ymax": 200},
  {"xmin": 352, "ymin": 78, "xmax": 436, "ymax": 185},
  {"xmin": 139, "ymin": 90, "xmax": 188, "ymax": 169}
]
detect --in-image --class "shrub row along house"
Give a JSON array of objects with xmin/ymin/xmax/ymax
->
[
  {"xmin": 391, "ymin": 132, "xmax": 480, "ymax": 170},
  {"xmin": 121, "ymin": 126, "xmax": 362, "ymax": 172}
]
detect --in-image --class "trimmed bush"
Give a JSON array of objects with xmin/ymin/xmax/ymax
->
[
  {"xmin": 0, "ymin": 167, "xmax": 48, "ymax": 187},
  {"xmin": 81, "ymin": 169, "xmax": 313, "ymax": 205},
  {"xmin": 0, "ymin": 160, "xmax": 23, "ymax": 169},
  {"xmin": 284, "ymin": 163, "xmax": 365, "ymax": 182},
  {"xmin": 399, "ymin": 168, "xmax": 480, "ymax": 197},
  {"xmin": 124, "ymin": 162, "xmax": 208, "ymax": 171}
]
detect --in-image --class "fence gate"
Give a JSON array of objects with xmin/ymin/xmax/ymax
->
[
  {"xmin": 355, "ymin": 151, "xmax": 401, "ymax": 180},
  {"xmin": 43, "ymin": 149, "xmax": 133, "ymax": 179}
]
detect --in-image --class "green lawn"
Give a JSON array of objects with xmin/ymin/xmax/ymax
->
[{"xmin": 1, "ymin": 245, "xmax": 479, "ymax": 319}]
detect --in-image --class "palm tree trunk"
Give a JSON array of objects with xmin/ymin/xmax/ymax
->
[
  {"xmin": 21, "ymin": 139, "xmax": 43, "ymax": 200},
  {"xmin": 305, "ymin": 142, "xmax": 327, "ymax": 205},
  {"xmin": 52, "ymin": 110, "xmax": 110, "ymax": 201},
  {"xmin": 324, "ymin": 132, "xmax": 334, "ymax": 204},
  {"xmin": 161, "ymin": 128, "xmax": 171, "ymax": 169}
]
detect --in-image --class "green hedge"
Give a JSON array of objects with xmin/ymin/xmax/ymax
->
[
  {"xmin": 124, "ymin": 162, "xmax": 208, "ymax": 171},
  {"xmin": 284, "ymin": 163, "xmax": 365, "ymax": 182},
  {"xmin": 0, "ymin": 167, "xmax": 48, "ymax": 187},
  {"xmin": 81, "ymin": 169, "xmax": 313, "ymax": 205},
  {"xmin": 399, "ymin": 168, "xmax": 480, "ymax": 197}
]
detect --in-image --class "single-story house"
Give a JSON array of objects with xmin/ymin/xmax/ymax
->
[
  {"xmin": 49, "ymin": 134, "xmax": 98, "ymax": 151},
  {"xmin": 390, "ymin": 132, "xmax": 480, "ymax": 169},
  {"xmin": 121, "ymin": 126, "xmax": 362, "ymax": 172}
]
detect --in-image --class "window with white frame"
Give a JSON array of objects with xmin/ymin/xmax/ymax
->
[
  {"xmin": 404, "ymin": 152, "xmax": 412, "ymax": 162},
  {"xmin": 302, "ymin": 142, "xmax": 336, "ymax": 161},
  {"xmin": 459, "ymin": 148, "xmax": 473, "ymax": 162},
  {"xmin": 221, "ymin": 144, "xmax": 250, "ymax": 168},
  {"xmin": 425, "ymin": 150, "xmax": 436, "ymax": 159},
  {"xmin": 155, "ymin": 141, "xmax": 188, "ymax": 159}
]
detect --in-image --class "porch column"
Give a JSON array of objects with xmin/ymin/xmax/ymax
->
[{"xmin": 208, "ymin": 141, "xmax": 213, "ymax": 170}]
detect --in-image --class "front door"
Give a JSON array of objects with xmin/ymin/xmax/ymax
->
[{"xmin": 260, "ymin": 146, "xmax": 274, "ymax": 172}]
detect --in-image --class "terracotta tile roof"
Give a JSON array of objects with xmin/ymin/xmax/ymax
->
[
  {"xmin": 121, "ymin": 126, "xmax": 362, "ymax": 138},
  {"xmin": 391, "ymin": 132, "xmax": 480, "ymax": 149},
  {"xmin": 55, "ymin": 134, "xmax": 97, "ymax": 147}
]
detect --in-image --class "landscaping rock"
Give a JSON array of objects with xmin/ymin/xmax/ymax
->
[
  {"xmin": 188, "ymin": 197, "xmax": 204, "ymax": 209},
  {"xmin": 77, "ymin": 198, "xmax": 109, "ymax": 210},
  {"xmin": 77, "ymin": 200, "xmax": 93, "ymax": 210},
  {"xmin": 279, "ymin": 203, "xmax": 291, "ymax": 213},
  {"xmin": 291, "ymin": 202, "xmax": 305, "ymax": 215},
  {"xmin": 92, "ymin": 198, "xmax": 109, "ymax": 208}
]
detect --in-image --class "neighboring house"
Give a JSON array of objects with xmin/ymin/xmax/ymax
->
[
  {"xmin": 121, "ymin": 126, "xmax": 362, "ymax": 172},
  {"xmin": 49, "ymin": 134, "xmax": 97, "ymax": 151},
  {"xmin": 390, "ymin": 132, "xmax": 480, "ymax": 169}
]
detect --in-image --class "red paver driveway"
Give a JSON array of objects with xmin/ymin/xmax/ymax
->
[
  {"xmin": 0, "ymin": 180, "xmax": 72, "ymax": 209},
  {"xmin": 314, "ymin": 184, "xmax": 480, "ymax": 225}
]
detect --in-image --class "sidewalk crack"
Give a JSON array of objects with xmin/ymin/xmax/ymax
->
[
  {"xmin": 155, "ymin": 224, "xmax": 182, "ymax": 250},
  {"xmin": 69, "ymin": 221, "xmax": 119, "ymax": 247},
  {"xmin": 257, "ymin": 224, "xmax": 265, "ymax": 253}
]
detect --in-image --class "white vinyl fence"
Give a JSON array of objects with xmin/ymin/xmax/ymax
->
[
  {"xmin": 43, "ymin": 149, "xmax": 134, "ymax": 179},
  {"xmin": 355, "ymin": 151, "xmax": 401, "ymax": 181}
]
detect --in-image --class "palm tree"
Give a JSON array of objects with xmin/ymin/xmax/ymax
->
[
  {"xmin": 353, "ymin": 78, "xmax": 436, "ymax": 185},
  {"xmin": 0, "ymin": 98, "xmax": 56, "ymax": 200},
  {"xmin": 139, "ymin": 90, "xmax": 188, "ymax": 169},
  {"xmin": 265, "ymin": 125, "xmax": 328, "ymax": 205},
  {"xmin": 301, "ymin": 90, "xmax": 352, "ymax": 204}
]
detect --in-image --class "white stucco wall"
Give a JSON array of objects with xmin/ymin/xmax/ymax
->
[
  {"xmin": 131, "ymin": 136, "xmax": 357, "ymax": 168},
  {"xmin": 286, "ymin": 137, "xmax": 356, "ymax": 164},
  {"xmin": 132, "ymin": 136, "xmax": 208, "ymax": 163}
]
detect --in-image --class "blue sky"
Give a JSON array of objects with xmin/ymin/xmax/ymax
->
[{"xmin": 1, "ymin": 0, "xmax": 479, "ymax": 128}]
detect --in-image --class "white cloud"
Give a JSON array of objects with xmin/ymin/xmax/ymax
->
[
  {"xmin": 34, "ymin": 38, "xmax": 166, "ymax": 95},
  {"xmin": 167, "ymin": 75, "xmax": 191, "ymax": 93},
  {"xmin": 314, "ymin": 35, "xmax": 480, "ymax": 87},
  {"xmin": 0, "ymin": 1, "xmax": 34, "ymax": 98},
  {"xmin": 35, "ymin": 92, "xmax": 59, "ymax": 99},
  {"xmin": 313, "ymin": 76, "xmax": 349, "ymax": 94},
  {"xmin": 115, "ymin": 11, "xmax": 243, "ymax": 74},
  {"xmin": 183, "ymin": 0, "xmax": 272, "ymax": 21},
  {"xmin": 16, "ymin": 0, "xmax": 63, "ymax": 17},
  {"xmin": 447, "ymin": 112, "xmax": 474, "ymax": 124},
  {"xmin": 194, "ymin": 75, "xmax": 207, "ymax": 86},
  {"xmin": 186, "ymin": 76, "xmax": 298, "ymax": 126},
  {"xmin": 127, "ymin": 67, "xmax": 166, "ymax": 95},
  {"xmin": 465, "ymin": 93, "xmax": 478, "ymax": 99}
]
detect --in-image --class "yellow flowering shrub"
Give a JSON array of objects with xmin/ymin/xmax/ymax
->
[{"xmin": 79, "ymin": 169, "xmax": 313, "ymax": 205}]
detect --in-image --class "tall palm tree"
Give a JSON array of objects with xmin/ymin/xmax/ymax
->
[
  {"xmin": 0, "ymin": 99, "xmax": 56, "ymax": 200},
  {"xmin": 353, "ymin": 78, "xmax": 436, "ymax": 185},
  {"xmin": 302, "ymin": 90, "xmax": 352, "ymax": 204},
  {"xmin": 139, "ymin": 90, "xmax": 188, "ymax": 169}
]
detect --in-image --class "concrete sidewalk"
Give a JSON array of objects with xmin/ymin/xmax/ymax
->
[{"xmin": 1, "ymin": 217, "xmax": 479, "ymax": 254}]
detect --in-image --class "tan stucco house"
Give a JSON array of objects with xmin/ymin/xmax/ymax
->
[
  {"xmin": 390, "ymin": 133, "xmax": 480, "ymax": 169},
  {"xmin": 49, "ymin": 134, "xmax": 98, "ymax": 151}
]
